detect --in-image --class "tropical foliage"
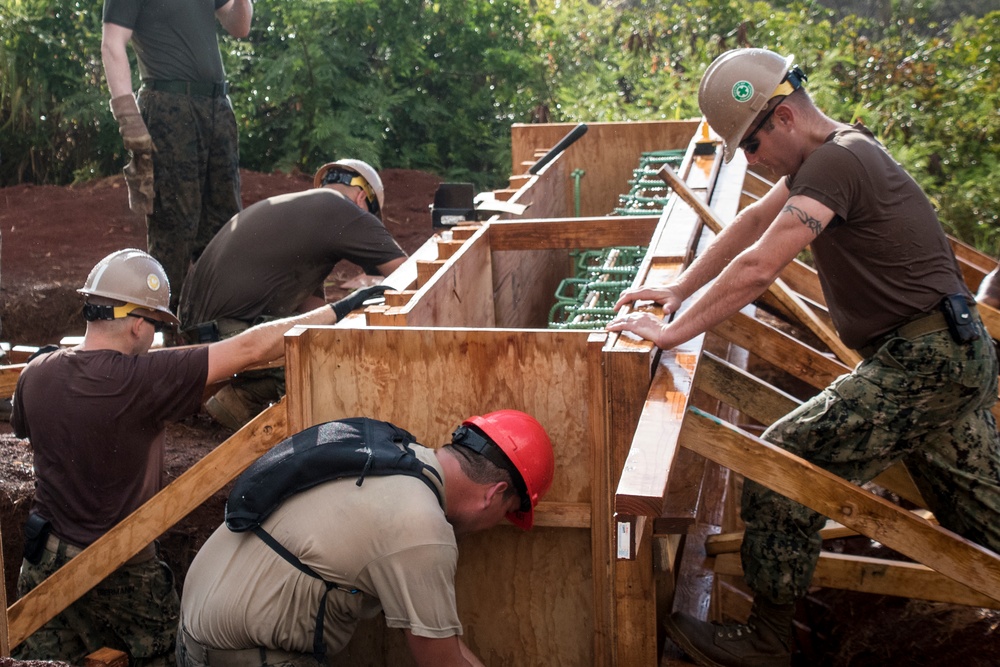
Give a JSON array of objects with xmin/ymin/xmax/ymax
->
[{"xmin": 0, "ymin": 0, "xmax": 997, "ymax": 249}]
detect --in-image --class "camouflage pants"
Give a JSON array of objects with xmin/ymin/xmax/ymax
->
[
  {"xmin": 14, "ymin": 544, "xmax": 180, "ymax": 666},
  {"xmin": 138, "ymin": 89, "xmax": 242, "ymax": 308},
  {"xmin": 742, "ymin": 323, "xmax": 1000, "ymax": 605}
]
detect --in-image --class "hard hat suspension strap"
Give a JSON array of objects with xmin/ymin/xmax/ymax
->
[{"xmin": 451, "ymin": 425, "xmax": 530, "ymax": 511}]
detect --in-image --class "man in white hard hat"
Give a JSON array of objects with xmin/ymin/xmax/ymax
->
[
  {"xmin": 178, "ymin": 159, "xmax": 408, "ymax": 430},
  {"xmin": 609, "ymin": 48, "xmax": 1000, "ymax": 666},
  {"xmin": 10, "ymin": 249, "xmax": 386, "ymax": 666}
]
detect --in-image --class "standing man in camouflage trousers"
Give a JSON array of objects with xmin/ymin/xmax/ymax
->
[
  {"xmin": 609, "ymin": 48, "xmax": 1000, "ymax": 667},
  {"xmin": 101, "ymin": 0, "xmax": 253, "ymax": 310}
]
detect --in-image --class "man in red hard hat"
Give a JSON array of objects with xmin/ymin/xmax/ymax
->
[{"xmin": 177, "ymin": 410, "xmax": 555, "ymax": 667}]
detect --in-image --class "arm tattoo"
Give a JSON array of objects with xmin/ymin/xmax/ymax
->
[{"xmin": 782, "ymin": 203, "xmax": 824, "ymax": 237}]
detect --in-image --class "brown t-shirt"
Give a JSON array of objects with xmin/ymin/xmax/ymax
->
[
  {"xmin": 787, "ymin": 124, "xmax": 967, "ymax": 349},
  {"xmin": 180, "ymin": 445, "xmax": 460, "ymax": 656},
  {"xmin": 11, "ymin": 346, "xmax": 209, "ymax": 546},
  {"xmin": 178, "ymin": 188, "xmax": 406, "ymax": 328}
]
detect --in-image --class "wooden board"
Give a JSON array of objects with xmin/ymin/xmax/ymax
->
[
  {"xmin": 681, "ymin": 409, "xmax": 1000, "ymax": 605},
  {"xmin": 7, "ymin": 402, "xmax": 290, "ymax": 649},
  {"xmin": 510, "ymin": 120, "xmax": 699, "ymax": 218},
  {"xmin": 284, "ymin": 325, "xmax": 601, "ymax": 666}
]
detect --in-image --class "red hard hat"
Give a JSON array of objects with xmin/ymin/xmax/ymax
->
[{"xmin": 459, "ymin": 410, "xmax": 554, "ymax": 530}]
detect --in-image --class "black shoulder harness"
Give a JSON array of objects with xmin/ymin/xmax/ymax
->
[{"xmin": 225, "ymin": 417, "xmax": 444, "ymax": 662}]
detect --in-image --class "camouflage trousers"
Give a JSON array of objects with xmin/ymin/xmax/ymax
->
[
  {"xmin": 742, "ymin": 322, "xmax": 1000, "ymax": 605},
  {"xmin": 14, "ymin": 542, "xmax": 180, "ymax": 666},
  {"xmin": 138, "ymin": 89, "xmax": 242, "ymax": 308}
]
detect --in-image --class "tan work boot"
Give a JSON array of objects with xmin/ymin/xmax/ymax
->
[
  {"xmin": 204, "ymin": 385, "xmax": 258, "ymax": 431},
  {"xmin": 664, "ymin": 598, "xmax": 794, "ymax": 667}
]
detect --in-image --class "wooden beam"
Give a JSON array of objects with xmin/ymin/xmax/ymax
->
[
  {"xmin": 681, "ymin": 408, "xmax": 1000, "ymax": 604},
  {"xmin": 614, "ymin": 345, "xmax": 700, "ymax": 524},
  {"xmin": 7, "ymin": 401, "xmax": 289, "ymax": 649},
  {"xmin": 715, "ymin": 551, "xmax": 1000, "ymax": 609},
  {"xmin": 1, "ymin": 363, "xmax": 25, "ymax": 399},
  {"xmin": 486, "ymin": 216, "xmax": 660, "ymax": 251},
  {"xmin": 711, "ymin": 311, "xmax": 849, "ymax": 390},
  {"xmin": 706, "ymin": 510, "xmax": 937, "ymax": 555},
  {"xmin": 694, "ymin": 351, "xmax": 928, "ymax": 507}
]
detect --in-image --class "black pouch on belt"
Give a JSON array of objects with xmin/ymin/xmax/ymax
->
[
  {"xmin": 23, "ymin": 512, "xmax": 52, "ymax": 564},
  {"xmin": 941, "ymin": 294, "xmax": 980, "ymax": 344}
]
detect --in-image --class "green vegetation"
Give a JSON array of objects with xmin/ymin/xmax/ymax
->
[{"xmin": 1, "ymin": 0, "xmax": 997, "ymax": 250}]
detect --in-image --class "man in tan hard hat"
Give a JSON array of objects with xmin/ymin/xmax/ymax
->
[
  {"xmin": 609, "ymin": 48, "xmax": 1000, "ymax": 666},
  {"xmin": 9, "ymin": 248, "xmax": 386, "ymax": 666},
  {"xmin": 178, "ymin": 159, "xmax": 408, "ymax": 431}
]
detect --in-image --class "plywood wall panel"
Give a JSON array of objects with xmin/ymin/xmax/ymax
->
[{"xmin": 511, "ymin": 121, "xmax": 699, "ymax": 218}]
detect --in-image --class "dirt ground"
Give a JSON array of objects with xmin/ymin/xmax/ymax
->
[{"xmin": 2, "ymin": 170, "xmax": 1000, "ymax": 666}]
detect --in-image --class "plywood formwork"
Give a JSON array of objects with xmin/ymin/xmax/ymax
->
[
  {"xmin": 9, "ymin": 116, "xmax": 1000, "ymax": 666},
  {"xmin": 1, "ymin": 119, "xmax": 713, "ymax": 665}
]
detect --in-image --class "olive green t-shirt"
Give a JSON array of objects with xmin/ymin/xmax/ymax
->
[{"xmin": 103, "ymin": 0, "xmax": 229, "ymax": 82}]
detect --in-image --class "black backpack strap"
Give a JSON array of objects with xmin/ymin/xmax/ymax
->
[{"xmin": 252, "ymin": 526, "xmax": 357, "ymax": 663}]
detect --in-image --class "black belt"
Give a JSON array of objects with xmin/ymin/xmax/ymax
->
[
  {"xmin": 857, "ymin": 309, "xmax": 958, "ymax": 359},
  {"xmin": 143, "ymin": 80, "xmax": 229, "ymax": 97}
]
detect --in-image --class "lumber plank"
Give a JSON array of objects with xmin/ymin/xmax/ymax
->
[
  {"xmin": 711, "ymin": 311, "xmax": 849, "ymax": 390},
  {"xmin": 1, "ymin": 363, "xmax": 25, "ymax": 398},
  {"xmin": 980, "ymin": 301, "xmax": 1000, "ymax": 341},
  {"xmin": 486, "ymin": 216, "xmax": 660, "ymax": 251},
  {"xmin": 6, "ymin": 401, "xmax": 290, "ymax": 648},
  {"xmin": 411, "ymin": 229, "xmax": 496, "ymax": 328},
  {"xmin": 715, "ymin": 551, "xmax": 1000, "ymax": 609},
  {"xmin": 778, "ymin": 260, "xmax": 825, "ymax": 307},
  {"xmin": 615, "ymin": 346, "xmax": 700, "ymax": 522},
  {"xmin": 706, "ymin": 510, "xmax": 937, "ymax": 555},
  {"xmin": 681, "ymin": 408, "xmax": 1000, "ymax": 605},
  {"xmin": 694, "ymin": 351, "xmax": 928, "ymax": 507},
  {"xmin": 82, "ymin": 648, "xmax": 129, "ymax": 667}
]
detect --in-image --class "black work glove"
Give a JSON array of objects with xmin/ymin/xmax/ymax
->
[{"xmin": 330, "ymin": 285, "xmax": 392, "ymax": 322}]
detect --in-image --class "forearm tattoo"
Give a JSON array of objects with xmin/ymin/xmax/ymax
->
[{"xmin": 782, "ymin": 203, "xmax": 823, "ymax": 237}]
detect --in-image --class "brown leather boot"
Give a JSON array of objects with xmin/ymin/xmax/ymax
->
[
  {"xmin": 204, "ymin": 385, "xmax": 259, "ymax": 431},
  {"xmin": 664, "ymin": 598, "xmax": 794, "ymax": 667}
]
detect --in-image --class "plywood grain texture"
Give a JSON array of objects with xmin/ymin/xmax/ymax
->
[
  {"xmin": 511, "ymin": 121, "xmax": 700, "ymax": 217},
  {"xmin": 284, "ymin": 325, "xmax": 601, "ymax": 666}
]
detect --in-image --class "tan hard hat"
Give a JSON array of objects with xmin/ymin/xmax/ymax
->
[
  {"xmin": 698, "ymin": 48, "xmax": 796, "ymax": 163},
  {"xmin": 313, "ymin": 159, "xmax": 385, "ymax": 219},
  {"xmin": 78, "ymin": 248, "xmax": 179, "ymax": 326}
]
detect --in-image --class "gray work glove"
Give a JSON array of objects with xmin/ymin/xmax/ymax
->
[
  {"xmin": 330, "ymin": 285, "xmax": 392, "ymax": 322},
  {"xmin": 111, "ymin": 95, "xmax": 155, "ymax": 214}
]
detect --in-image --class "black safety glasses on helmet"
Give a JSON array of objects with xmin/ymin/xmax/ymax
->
[
  {"xmin": 321, "ymin": 169, "xmax": 380, "ymax": 217},
  {"xmin": 739, "ymin": 103, "xmax": 780, "ymax": 155},
  {"xmin": 127, "ymin": 312, "xmax": 172, "ymax": 333}
]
